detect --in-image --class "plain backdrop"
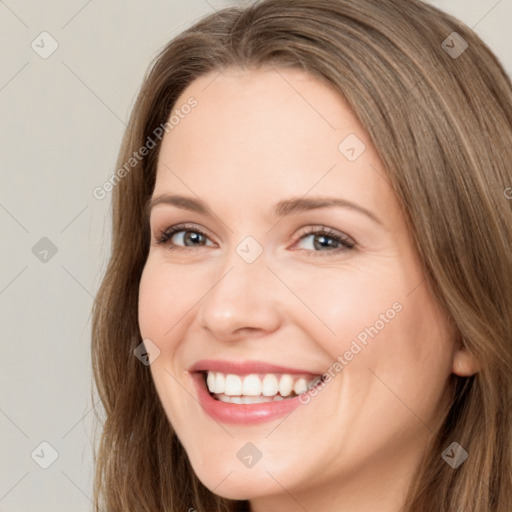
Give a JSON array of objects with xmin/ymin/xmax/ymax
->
[{"xmin": 1, "ymin": 1, "xmax": 510, "ymax": 510}]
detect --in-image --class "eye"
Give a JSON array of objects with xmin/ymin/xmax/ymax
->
[
  {"xmin": 154, "ymin": 223, "xmax": 215, "ymax": 249},
  {"xmin": 153, "ymin": 223, "xmax": 356, "ymax": 256},
  {"xmin": 293, "ymin": 226, "xmax": 355, "ymax": 256}
]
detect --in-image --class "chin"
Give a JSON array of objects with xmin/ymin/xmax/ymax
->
[{"xmin": 188, "ymin": 456, "xmax": 286, "ymax": 501}]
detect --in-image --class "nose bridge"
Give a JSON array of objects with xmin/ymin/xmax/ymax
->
[{"xmin": 197, "ymin": 237, "xmax": 281, "ymax": 338}]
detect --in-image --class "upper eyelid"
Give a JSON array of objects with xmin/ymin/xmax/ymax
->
[
  {"xmin": 153, "ymin": 223, "xmax": 218, "ymax": 248},
  {"xmin": 163, "ymin": 223, "xmax": 216, "ymax": 242}
]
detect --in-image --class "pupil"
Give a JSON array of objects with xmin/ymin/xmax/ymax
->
[
  {"xmin": 314, "ymin": 235, "xmax": 337, "ymax": 250},
  {"xmin": 185, "ymin": 232, "xmax": 203, "ymax": 245}
]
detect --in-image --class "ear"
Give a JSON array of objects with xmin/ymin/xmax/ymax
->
[{"xmin": 452, "ymin": 337, "xmax": 480, "ymax": 376}]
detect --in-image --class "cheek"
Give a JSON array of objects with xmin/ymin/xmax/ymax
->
[
  {"xmin": 289, "ymin": 258, "xmax": 453, "ymax": 398},
  {"xmin": 278, "ymin": 260, "xmax": 403, "ymax": 354},
  {"xmin": 343, "ymin": 277, "xmax": 455, "ymax": 426},
  {"xmin": 137, "ymin": 260, "xmax": 201, "ymax": 425},
  {"xmin": 138, "ymin": 258, "xmax": 204, "ymax": 342}
]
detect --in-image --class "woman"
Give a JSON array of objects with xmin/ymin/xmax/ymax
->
[{"xmin": 91, "ymin": 0, "xmax": 512, "ymax": 511}]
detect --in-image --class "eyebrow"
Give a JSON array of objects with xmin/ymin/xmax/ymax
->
[{"xmin": 146, "ymin": 194, "xmax": 383, "ymax": 226}]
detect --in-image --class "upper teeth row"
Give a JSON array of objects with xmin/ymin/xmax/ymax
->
[{"xmin": 205, "ymin": 371, "xmax": 320, "ymax": 397}]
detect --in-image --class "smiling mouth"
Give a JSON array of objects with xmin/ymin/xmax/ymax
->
[{"xmin": 202, "ymin": 370, "xmax": 323, "ymax": 404}]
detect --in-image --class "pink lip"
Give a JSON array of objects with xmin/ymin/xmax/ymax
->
[
  {"xmin": 190, "ymin": 371, "xmax": 308, "ymax": 425},
  {"xmin": 189, "ymin": 359, "xmax": 321, "ymax": 376}
]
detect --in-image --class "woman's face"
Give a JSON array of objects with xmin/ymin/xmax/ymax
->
[{"xmin": 138, "ymin": 67, "xmax": 466, "ymax": 510}]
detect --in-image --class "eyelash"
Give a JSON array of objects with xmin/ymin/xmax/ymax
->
[{"xmin": 154, "ymin": 223, "xmax": 356, "ymax": 256}]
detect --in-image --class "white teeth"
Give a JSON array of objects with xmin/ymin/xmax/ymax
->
[
  {"xmin": 213, "ymin": 372, "xmax": 225, "ymax": 394},
  {"xmin": 293, "ymin": 378, "xmax": 308, "ymax": 395},
  {"xmin": 224, "ymin": 374, "xmax": 242, "ymax": 396},
  {"xmin": 206, "ymin": 371, "xmax": 215, "ymax": 392},
  {"xmin": 279, "ymin": 374, "xmax": 294, "ymax": 397},
  {"xmin": 262, "ymin": 374, "xmax": 279, "ymax": 396},
  {"xmin": 215, "ymin": 393, "xmax": 276, "ymax": 404},
  {"xmin": 242, "ymin": 374, "xmax": 261, "ymax": 396},
  {"xmin": 204, "ymin": 371, "xmax": 320, "ymax": 401}
]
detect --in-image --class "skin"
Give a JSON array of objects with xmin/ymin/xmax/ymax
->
[{"xmin": 138, "ymin": 66, "xmax": 478, "ymax": 512}]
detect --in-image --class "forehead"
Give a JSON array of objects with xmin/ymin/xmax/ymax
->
[
  {"xmin": 161, "ymin": 66, "xmax": 359, "ymax": 162},
  {"xmin": 153, "ymin": 67, "xmax": 397, "ymax": 222}
]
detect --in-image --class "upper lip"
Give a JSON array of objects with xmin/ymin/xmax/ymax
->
[{"xmin": 189, "ymin": 359, "xmax": 322, "ymax": 376}]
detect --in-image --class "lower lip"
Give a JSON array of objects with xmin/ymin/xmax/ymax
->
[{"xmin": 191, "ymin": 372, "xmax": 307, "ymax": 425}]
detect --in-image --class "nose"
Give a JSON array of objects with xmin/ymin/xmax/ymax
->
[{"xmin": 197, "ymin": 249, "xmax": 283, "ymax": 341}]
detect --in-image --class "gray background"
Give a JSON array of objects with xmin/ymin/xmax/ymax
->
[{"xmin": 1, "ymin": 1, "xmax": 510, "ymax": 510}]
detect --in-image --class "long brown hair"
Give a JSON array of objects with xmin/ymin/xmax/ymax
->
[{"xmin": 91, "ymin": 0, "xmax": 512, "ymax": 510}]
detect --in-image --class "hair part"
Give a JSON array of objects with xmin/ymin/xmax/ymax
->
[{"xmin": 91, "ymin": 1, "xmax": 512, "ymax": 510}]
